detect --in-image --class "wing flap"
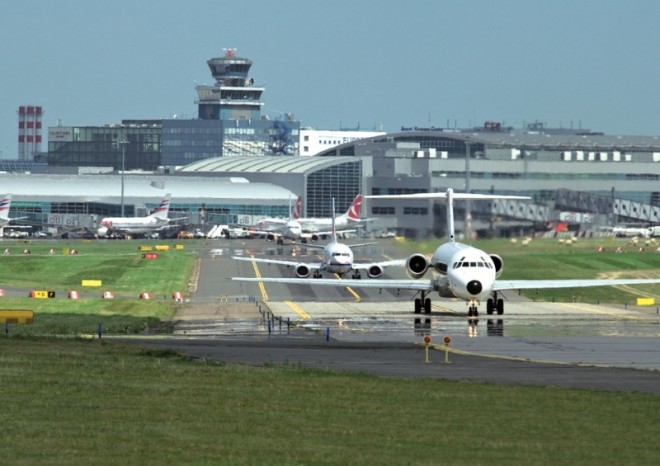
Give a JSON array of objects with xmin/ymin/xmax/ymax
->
[{"xmin": 494, "ymin": 278, "xmax": 660, "ymax": 291}]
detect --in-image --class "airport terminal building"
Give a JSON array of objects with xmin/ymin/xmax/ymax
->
[
  {"xmin": 8, "ymin": 49, "xmax": 659, "ymax": 239},
  {"xmin": 6, "ymin": 121, "xmax": 660, "ymax": 239}
]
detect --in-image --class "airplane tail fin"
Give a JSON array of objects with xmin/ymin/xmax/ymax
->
[
  {"xmin": 346, "ymin": 194, "xmax": 362, "ymax": 221},
  {"xmin": 149, "ymin": 193, "xmax": 171, "ymax": 219},
  {"xmin": 0, "ymin": 194, "xmax": 11, "ymax": 220},
  {"xmin": 365, "ymin": 189, "xmax": 530, "ymax": 243},
  {"xmin": 292, "ymin": 195, "xmax": 303, "ymax": 220},
  {"xmin": 331, "ymin": 198, "xmax": 338, "ymax": 243}
]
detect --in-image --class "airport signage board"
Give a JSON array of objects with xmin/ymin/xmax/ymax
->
[
  {"xmin": 48, "ymin": 214, "xmax": 81, "ymax": 227},
  {"xmin": 48, "ymin": 127, "xmax": 73, "ymax": 142}
]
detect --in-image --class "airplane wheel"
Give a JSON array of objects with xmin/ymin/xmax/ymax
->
[
  {"xmin": 468, "ymin": 308, "xmax": 473, "ymax": 317},
  {"xmin": 424, "ymin": 298, "xmax": 431, "ymax": 314},
  {"xmin": 486, "ymin": 299, "xmax": 494, "ymax": 315},
  {"xmin": 497, "ymin": 298, "xmax": 504, "ymax": 315},
  {"xmin": 414, "ymin": 298, "xmax": 422, "ymax": 314}
]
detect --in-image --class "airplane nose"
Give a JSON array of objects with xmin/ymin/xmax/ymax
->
[{"xmin": 466, "ymin": 280, "xmax": 482, "ymax": 295}]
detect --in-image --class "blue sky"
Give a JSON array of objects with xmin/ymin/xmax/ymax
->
[{"xmin": 2, "ymin": 0, "xmax": 660, "ymax": 158}]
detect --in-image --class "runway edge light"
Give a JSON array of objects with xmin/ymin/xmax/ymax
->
[
  {"xmin": 443, "ymin": 336, "xmax": 452, "ymax": 364},
  {"xmin": 423, "ymin": 335, "xmax": 432, "ymax": 363}
]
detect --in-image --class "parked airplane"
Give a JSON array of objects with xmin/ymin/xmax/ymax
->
[
  {"xmin": 0, "ymin": 194, "xmax": 14, "ymax": 228},
  {"xmin": 293, "ymin": 194, "xmax": 365, "ymax": 231},
  {"xmin": 254, "ymin": 194, "xmax": 365, "ymax": 241},
  {"xmin": 233, "ymin": 188, "xmax": 660, "ymax": 315},
  {"xmin": 251, "ymin": 199, "xmax": 357, "ymax": 245},
  {"xmin": 232, "ymin": 199, "xmax": 404, "ymax": 279},
  {"xmin": 0, "ymin": 194, "xmax": 27, "ymax": 228},
  {"xmin": 97, "ymin": 193, "xmax": 173, "ymax": 237}
]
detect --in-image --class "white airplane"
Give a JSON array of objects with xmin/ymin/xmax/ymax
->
[
  {"xmin": 251, "ymin": 196, "xmax": 358, "ymax": 245},
  {"xmin": 232, "ymin": 199, "xmax": 404, "ymax": 279},
  {"xmin": 293, "ymin": 194, "xmax": 365, "ymax": 231},
  {"xmin": 0, "ymin": 194, "xmax": 29, "ymax": 228},
  {"xmin": 252, "ymin": 195, "xmax": 362, "ymax": 244},
  {"xmin": 233, "ymin": 188, "xmax": 660, "ymax": 316},
  {"xmin": 97, "ymin": 193, "xmax": 173, "ymax": 237},
  {"xmin": 0, "ymin": 194, "xmax": 15, "ymax": 228}
]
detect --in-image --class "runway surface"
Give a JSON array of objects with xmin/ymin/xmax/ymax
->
[{"xmin": 125, "ymin": 238, "xmax": 660, "ymax": 394}]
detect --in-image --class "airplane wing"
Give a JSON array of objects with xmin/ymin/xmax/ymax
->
[
  {"xmin": 255, "ymin": 218, "xmax": 288, "ymax": 227},
  {"xmin": 232, "ymin": 256, "xmax": 322, "ymax": 271},
  {"xmin": 351, "ymin": 258, "xmax": 406, "ymax": 271},
  {"xmin": 232, "ymin": 275, "xmax": 660, "ymax": 293},
  {"xmin": 300, "ymin": 228, "xmax": 356, "ymax": 237},
  {"xmin": 347, "ymin": 241, "xmax": 379, "ymax": 248},
  {"xmin": 493, "ymin": 278, "xmax": 660, "ymax": 291},
  {"xmin": 232, "ymin": 276, "xmax": 434, "ymax": 291}
]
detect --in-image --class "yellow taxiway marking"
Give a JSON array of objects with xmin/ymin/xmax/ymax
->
[
  {"xmin": 427, "ymin": 344, "xmax": 612, "ymax": 369},
  {"xmin": 556, "ymin": 302, "xmax": 653, "ymax": 321},
  {"xmin": 247, "ymin": 255, "xmax": 268, "ymax": 302},
  {"xmin": 285, "ymin": 301, "xmax": 310, "ymax": 320},
  {"xmin": 333, "ymin": 273, "xmax": 362, "ymax": 302}
]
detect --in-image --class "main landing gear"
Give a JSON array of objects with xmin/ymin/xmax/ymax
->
[
  {"xmin": 486, "ymin": 291, "xmax": 504, "ymax": 315},
  {"xmin": 414, "ymin": 290, "xmax": 432, "ymax": 314}
]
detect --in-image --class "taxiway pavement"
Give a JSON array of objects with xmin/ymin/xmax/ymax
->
[{"xmin": 124, "ymin": 238, "xmax": 660, "ymax": 394}]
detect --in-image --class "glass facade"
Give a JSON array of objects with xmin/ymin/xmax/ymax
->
[
  {"xmin": 47, "ymin": 124, "xmax": 161, "ymax": 170},
  {"xmin": 161, "ymin": 119, "xmax": 224, "ymax": 166},
  {"xmin": 306, "ymin": 161, "xmax": 362, "ymax": 217}
]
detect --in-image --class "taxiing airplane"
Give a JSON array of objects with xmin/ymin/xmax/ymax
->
[
  {"xmin": 232, "ymin": 199, "xmax": 404, "ymax": 279},
  {"xmin": 97, "ymin": 193, "xmax": 174, "ymax": 237},
  {"xmin": 233, "ymin": 188, "xmax": 660, "ymax": 315}
]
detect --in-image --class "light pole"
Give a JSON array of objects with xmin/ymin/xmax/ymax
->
[
  {"xmin": 119, "ymin": 139, "xmax": 129, "ymax": 217},
  {"xmin": 464, "ymin": 139, "xmax": 472, "ymax": 240}
]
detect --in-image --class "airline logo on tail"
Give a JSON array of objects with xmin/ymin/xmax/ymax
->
[
  {"xmin": 292, "ymin": 195, "xmax": 303, "ymax": 220},
  {"xmin": 347, "ymin": 195, "xmax": 362, "ymax": 221},
  {"xmin": 0, "ymin": 195, "xmax": 11, "ymax": 218},
  {"xmin": 150, "ymin": 194, "xmax": 171, "ymax": 219}
]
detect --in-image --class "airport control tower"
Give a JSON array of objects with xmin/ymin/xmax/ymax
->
[{"xmin": 195, "ymin": 49, "xmax": 265, "ymax": 120}]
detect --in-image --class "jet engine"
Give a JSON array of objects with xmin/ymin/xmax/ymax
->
[
  {"xmin": 294, "ymin": 264, "xmax": 311, "ymax": 278},
  {"xmin": 310, "ymin": 234, "xmax": 319, "ymax": 242},
  {"xmin": 405, "ymin": 253, "xmax": 429, "ymax": 279},
  {"xmin": 97, "ymin": 227, "xmax": 108, "ymax": 238},
  {"xmin": 367, "ymin": 265, "xmax": 384, "ymax": 279},
  {"xmin": 266, "ymin": 233, "xmax": 276, "ymax": 242},
  {"xmin": 490, "ymin": 254, "xmax": 504, "ymax": 277}
]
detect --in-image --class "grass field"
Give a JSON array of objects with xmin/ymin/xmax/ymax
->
[
  {"xmin": 1, "ymin": 338, "xmax": 659, "ymax": 466},
  {"xmin": 1, "ymin": 237, "xmax": 660, "ymax": 464},
  {"xmin": 0, "ymin": 239, "xmax": 196, "ymax": 335}
]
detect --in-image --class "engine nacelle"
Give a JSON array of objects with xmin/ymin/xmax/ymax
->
[
  {"xmin": 310, "ymin": 234, "xmax": 319, "ymax": 242},
  {"xmin": 406, "ymin": 253, "xmax": 429, "ymax": 280},
  {"xmin": 490, "ymin": 253, "xmax": 504, "ymax": 277},
  {"xmin": 295, "ymin": 264, "xmax": 311, "ymax": 278},
  {"xmin": 367, "ymin": 265, "xmax": 384, "ymax": 279},
  {"xmin": 266, "ymin": 233, "xmax": 276, "ymax": 242}
]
